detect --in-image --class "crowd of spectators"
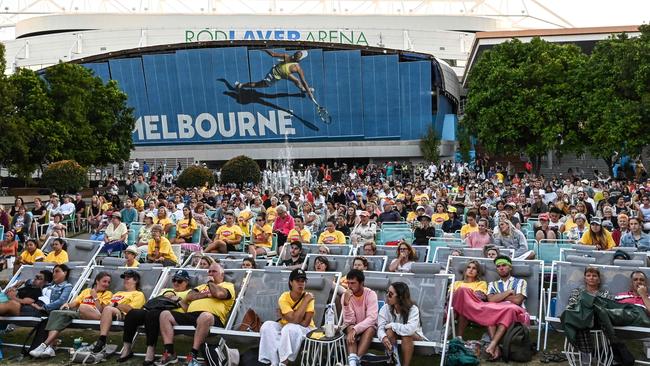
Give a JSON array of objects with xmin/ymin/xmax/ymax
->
[{"xmin": 1, "ymin": 158, "xmax": 650, "ymax": 364}]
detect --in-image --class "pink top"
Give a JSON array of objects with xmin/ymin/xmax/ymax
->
[
  {"xmin": 341, "ymin": 287, "xmax": 379, "ymax": 334},
  {"xmin": 466, "ymin": 231, "xmax": 492, "ymax": 248},
  {"xmin": 273, "ymin": 214, "xmax": 295, "ymax": 235},
  {"xmin": 615, "ymin": 291, "xmax": 646, "ymax": 307}
]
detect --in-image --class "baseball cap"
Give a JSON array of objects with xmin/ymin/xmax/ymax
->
[
  {"xmin": 120, "ymin": 269, "xmax": 140, "ymax": 280},
  {"xmin": 447, "ymin": 206, "xmax": 457, "ymax": 213},
  {"xmin": 112, "ymin": 212, "xmax": 122, "ymax": 219},
  {"xmin": 124, "ymin": 245, "xmax": 139, "ymax": 255},
  {"xmin": 416, "ymin": 206, "xmax": 425, "ymax": 211},
  {"xmin": 289, "ymin": 241, "xmax": 303, "ymax": 250},
  {"xmin": 145, "ymin": 212, "xmax": 156, "ymax": 219},
  {"xmin": 359, "ymin": 211, "xmax": 370, "ymax": 217},
  {"xmin": 289, "ymin": 268, "xmax": 308, "ymax": 281},
  {"xmin": 590, "ymin": 217, "xmax": 602, "ymax": 226},
  {"xmin": 172, "ymin": 269, "xmax": 191, "ymax": 282}
]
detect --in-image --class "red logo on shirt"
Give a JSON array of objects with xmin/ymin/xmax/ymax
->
[
  {"xmin": 82, "ymin": 296, "xmax": 96, "ymax": 306},
  {"xmin": 111, "ymin": 295, "xmax": 124, "ymax": 303},
  {"xmin": 221, "ymin": 231, "xmax": 232, "ymax": 237}
]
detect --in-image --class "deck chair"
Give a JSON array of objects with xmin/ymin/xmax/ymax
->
[
  {"xmin": 447, "ymin": 256, "xmax": 545, "ymax": 350},
  {"xmin": 217, "ymin": 270, "xmax": 339, "ymax": 344},
  {"xmin": 363, "ymin": 271, "xmax": 454, "ymax": 356},
  {"xmin": 41, "ymin": 237, "xmax": 103, "ymax": 266}
]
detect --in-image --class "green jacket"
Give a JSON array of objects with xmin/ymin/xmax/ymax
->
[{"xmin": 561, "ymin": 290, "xmax": 650, "ymax": 345}]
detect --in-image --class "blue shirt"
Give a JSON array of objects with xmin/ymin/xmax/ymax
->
[{"xmin": 620, "ymin": 231, "xmax": 650, "ymax": 251}]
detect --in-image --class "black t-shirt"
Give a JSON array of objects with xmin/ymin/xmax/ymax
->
[
  {"xmin": 75, "ymin": 199, "xmax": 87, "ymax": 214},
  {"xmin": 17, "ymin": 283, "xmax": 42, "ymax": 301},
  {"xmin": 280, "ymin": 253, "xmax": 306, "ymax": 267}
]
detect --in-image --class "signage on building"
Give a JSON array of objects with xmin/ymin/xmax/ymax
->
[{"xmin": 184, "ymin": 29, "xmax": 369, "ymax": 46}]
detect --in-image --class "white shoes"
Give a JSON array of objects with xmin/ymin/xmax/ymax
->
[{"xmin": 29, "ymin": 343, "xmax": 55, "ymax": 358}]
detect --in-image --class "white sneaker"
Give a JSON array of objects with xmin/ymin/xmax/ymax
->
[
  {"xmin": 41, "ymin": 345, "xmax": 56, "ymax": 358},
  {"xmin": 234, "ymin": 81, "xmax": 242, "ymax": 89},
  {"xmin": 29, "ymin": 343, "xmax": 47, "ymax": 358}
]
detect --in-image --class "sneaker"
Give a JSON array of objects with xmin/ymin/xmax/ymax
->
[
  {"xmin": 41, "ymin": 345, "xmax": 56, "ymax": 358},
  {"xmin": 156, "ymin": 352, "xmax": 178, "ymax": 366},
  {"xmin": 186, "ymin": 354, "xmax": 202, "ymax": 366},
  {"xmin": 29, "ymin": 343, "xmax": 47, "ymax": 358},
  {"xmin": 92, "ymin": 339, "xmax": 106, "ymax": 353},
  {"xmin": 234, "ymin": 81, "xmax": 242, "ymax": 89}
]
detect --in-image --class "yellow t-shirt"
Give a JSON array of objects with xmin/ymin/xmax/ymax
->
[
  {"xmin": 20, "ymin": 249, "xmax": 45, "ymax": 264},
  {"xmin": 156, "ymin": 217, "xmax": 173, "ymax": 231},
  {"xmin": 579, "ymin": 229, "xmax": 616, "ymax": 250},
  {"xmin": 216, "ymin": 224, "xmax": 243, "ymax": 242},
  {"xmin": 266, "ymin": 206, "xmax": 278, "ymax": 223},
  {"xmin": 187, "ymin": 282, "xmax": 236, "ymax": 325},
  {"xmin": 158, "ymin": 288, "xmax": 190, "ymax": 313},
  {"xmin": 110, "ymin": 290, "xmax": 146, "ymax": 311},
  {"xmin": 126, "ymin": 260, "xmax": 140, "ymax": 268},
  {"xmin": 287, "ymin": 228, "xmax": 311, "ymax": 243},
  {"xmin": 238, "ymin": 211, "xmax": 253, "ymax": 237},
  {"xmin": 318, "ymin": 230, "xmax": 346, "ymax": 244},
  {"xmin": 562, "ymin": 218, "xmax": 577, "ymax": 233},
  {"xmin": 453, "ymin": 280, "xmax": 488, "ymax": 293},
  {"xmin": 176, "ymin": 218, "xmax": 198, "ymax": 239},
  {"xmin": 147, "ymin": 237, "xmax": 178, "ymax": 263},
  {"xmin": 252, "ymin": 224, "xmax": 273, "ymax": 247},
  {"xmin": 460, "ymin": 223, "xmax": 479, "ymax": 239},
  {"xmin": 414, "ymin": 194, "xmax": 430, "ymax": 205},
  {"xmin": 134, "ymin": 198, "xmax": 145, "ymax": 212},
  {"xmin": 74, "ymin": 288, "xmax": 113, "ymax": 308},
  {"xmin": 406, "ymin": 211, "xmax": 418, "ymax": 222},
  {"xmin": 278, "ymin": 291, "xmax": 315, "ymax": 328},
  {"xmin": 101, "ymin": 202, "xmax": 112, "ymax": 212},
  {"xmin": 45, "ymin": 250, "xmax": 69, "ymax": 264},
  {"xmin": 431, "ymin": 213, "xmax": 449, "ymax": 226}
]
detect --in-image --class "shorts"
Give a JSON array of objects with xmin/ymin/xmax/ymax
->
[
  {"xmin": 171, "ymin": 311, "xmax": 224, "ymax": 328},
  {"xmin": 261, "ymin": 70, "xmax": 280, "ymax": 86}
]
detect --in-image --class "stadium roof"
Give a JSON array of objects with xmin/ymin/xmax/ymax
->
[
  {"xmin": 0, "ymin": 0, "xmax": 627, "ymax": 41},
  {"xmin": 462, "ymin": 25, "xmax": 641, "ymax": 86}
]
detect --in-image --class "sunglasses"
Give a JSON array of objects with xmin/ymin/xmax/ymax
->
[
  {"xmin": 35, "ymin": 275, "xmax": 44, "ymax": 280},
  {"xmin": 256, "ymin": 219, "xmax": 264, "ymax": 222},
  {"xmin": 172, "ymin": 278, "xmax": 186, "ymax": 283}
]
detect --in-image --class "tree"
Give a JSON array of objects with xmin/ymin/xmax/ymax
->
[
  {"xmin": 41, "ymin": 160, "xmax": 89, "ymax": 194},
  {"xmin": 462, "ymin": 38, "xmax": 586, "ymax": 174},
  {"xmin": 0, "ymin": 56, "xmax": 136, "ymax": 179},
  {"xmin": 176, "ymin": 165, "xmax": 215, "ymax": 188},
  {"xmin": 220, "ymin": 156, "xmax": 261, "ymax": 186},
  {"xmin": 575, "ymin": 25, "xmax": 650, "ymax": 176},
  {"xmin": 419, "ymin": 125, "xmax": 441, "ymax": 163}
]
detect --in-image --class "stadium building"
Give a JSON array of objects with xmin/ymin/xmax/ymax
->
[{"xmin": 0, "ymin": 1, "xmax": 597, "ymax": 165}]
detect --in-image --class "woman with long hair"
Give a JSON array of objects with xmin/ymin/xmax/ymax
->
[
  {"xmin": 173, "ymin": 206, "xmax": 197, "ymax": 244},
  {"xmin": 377, "ymin": 282, "xmax": 426, "ymax": 366},
  {"xmin": 452, "ymin": 260, "xmax": 488, "ymax": 338},
  {"xmin": 388, "ymin": 241, "xmax": 416, "ymax": 273},
  {"xmin": 579, "ymin": 218, "xmax": 615, "ymax": 250}
]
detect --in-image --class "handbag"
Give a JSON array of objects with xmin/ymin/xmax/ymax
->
[
  {"xmin": 237, "ymin": 308, "xmax": 262, "ymax": 332},
  {"xmin": 144, "ymin": 295, "xmax": 180, "ymax": 311}
]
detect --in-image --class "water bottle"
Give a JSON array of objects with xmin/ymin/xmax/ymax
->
[
  {"xmin": 73, "ymin": 337, "xmax": 83, "ymax": 350},
  {"xmin": 324, "ymin": 304, "xmax": 335, "ymax": 337}
]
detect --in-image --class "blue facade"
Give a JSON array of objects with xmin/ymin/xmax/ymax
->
[{"xmin": 81, "ymin": 45, "xmax": 452, "ymax": 146}]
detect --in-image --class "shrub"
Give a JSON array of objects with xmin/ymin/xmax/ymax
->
[
  {"xmin": 419, "ymin": 125, "xmax": 441, "ymax": 163},
  {"xmin": 41, "ymin": 160, "xmax": 88, "ymax": 194},
  {"xmin": 176, "ymin": 165, "xmax": 215, "ymax": 188},
  {"xmin": 220, "ymin": 155, "xmax": 261, "ymax": 185}
]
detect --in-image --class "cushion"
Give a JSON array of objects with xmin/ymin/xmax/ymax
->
[
  {"xmin": 410, "ymin": 263, "xmax": 442, "ymax": 274},
  {"xmin": 565, "ymin": 255, "xmax": 596, "ymax": 264},
  {"xmin": 614, "ymin": 259, "xmax": 645, "ymax": 267},
  {"xmin": 511, "ymin": 264, "xmax": 533, "ymax": 277},
  {"xmin": 364, "ymin": 277, "xmax": 390, "ymax": 291},
  {"xmin": 75, "ymin": 242, "xmax": 96, "ymax": 251},
  {"xmin": 305, "ymin": 277, "xmax": 326, "ymax": 291},
  {"xmin": 571, "ymin": 244, "xmax": 596, "ymax": 251}
]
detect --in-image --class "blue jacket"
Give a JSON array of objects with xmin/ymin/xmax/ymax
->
[
  {"xmin": 44, "ymin": 281, "xmax": 73, "ymax": 312},
  {"xmin": 619, "ymin": 232, "xmax": 650, "ymax": 251}
]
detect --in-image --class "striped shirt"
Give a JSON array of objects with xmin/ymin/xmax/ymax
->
[{"xmin": 488, "ymin": 276, "xmax": 528, "ymax": 300}]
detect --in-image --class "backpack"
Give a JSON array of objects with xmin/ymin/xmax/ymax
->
[
  {"xmin": 500, "ymin": 322, "xmax": 533, "ymax": 363},
  {"xmin": 360, "ymin": 352, "xmax": 398, "ymax": 366},
  {"xmin": 445, "ymin": 338, "xmax": 480, "ymax": 366},
  {"xmin": 204, "ymin": 338, "xmax": 240, "ymax": 366}
]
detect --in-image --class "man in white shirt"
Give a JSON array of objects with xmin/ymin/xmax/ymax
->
[
  {"xmin": 350, "ymin": 211, "xmax": 377, "ymax": 245},
  {"xmin": 59, "ymin": 195, "xmax": 76, "ymax": 217}
]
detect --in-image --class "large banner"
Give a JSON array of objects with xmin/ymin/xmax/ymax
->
[{"xmin": 82, "ymin": 46, "xmax": 434, "ymax": 145}]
